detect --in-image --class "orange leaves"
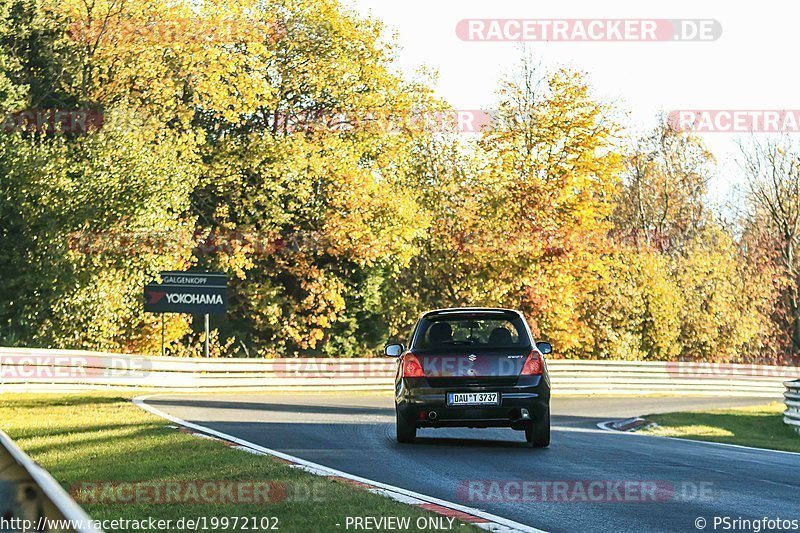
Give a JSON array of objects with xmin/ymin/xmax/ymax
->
[
  {"xmin": 322, "ymin": 157, "xmax": 427, "ymax": 267},
  {"xmin": 281, "ymin": 256, "xmax": 346, "ymax": 351},
  {"xmin": 9, "ymin": 0, "xmax": 785, "ymax": 362},
  {"xmin": 386, "ymin": 63, "xmax": 629, "ymax": 357}
]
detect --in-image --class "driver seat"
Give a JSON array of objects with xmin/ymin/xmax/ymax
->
[
  {"xmin": 488, "ymin": 327, "xmax": 514, "ymax": 346},
  {"xmin": 428, "ymin": 322, "xmax": 453, "ymax": 344}
]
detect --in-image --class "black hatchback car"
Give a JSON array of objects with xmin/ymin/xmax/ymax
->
[{"xmin": 385, "ymin": 308, "xmax": 552, "ymax": 447}]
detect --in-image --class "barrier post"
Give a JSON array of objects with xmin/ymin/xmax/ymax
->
[
  {"xmin": 783, "ymin": 380, "xmax": 800, "ymax": 435},
  {"xmin": 204, "ymin": 313, "xmax": 210, "ymax": 358}
]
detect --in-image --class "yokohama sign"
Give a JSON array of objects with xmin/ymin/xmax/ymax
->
[
  {"xmin": 165, "ymin": 293, "xmax": 224, "ymax": 305},
  {"xmin": 144, "ymin": 272, "xmax": 228, "ymax": 315}
]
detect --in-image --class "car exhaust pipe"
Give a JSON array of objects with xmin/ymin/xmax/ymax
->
[{"xmin": 428, "ymin": 411, "xmax": 438, "ymax": 420}]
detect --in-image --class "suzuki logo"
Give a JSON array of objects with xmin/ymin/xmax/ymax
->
[{"xmin": 468, "ymin": 354, "xmax": 477, "ymax": 362}]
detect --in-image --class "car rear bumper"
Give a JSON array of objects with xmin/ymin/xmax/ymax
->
[{"xmin": 396, "ymin": 375, "xmax": 550, "ymax": 429}]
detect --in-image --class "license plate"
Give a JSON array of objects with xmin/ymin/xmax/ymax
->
[{"xmin": 447, "ymin": 392, "xmax": 500, "ymax": 406}]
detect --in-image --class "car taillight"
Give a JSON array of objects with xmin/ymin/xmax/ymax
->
[
  {"xmin": 520, "ymin": 350, "xmax": 543, "ymax": 376},
  {"xmin": 402, "ymin": 353, "xmax": 425, "ymax": 378}
]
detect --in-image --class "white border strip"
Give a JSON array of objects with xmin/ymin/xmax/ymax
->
[
  {"xmin": 596, "ymin": 419, "xmax": 800, "ymax": 457},
  {"xmin": 134, "ymin": 394, "xmax": 545, "ymax": 533},
  {"xmin": 0, "ymin": 430, "xmax": 102, "ymax": 533}
]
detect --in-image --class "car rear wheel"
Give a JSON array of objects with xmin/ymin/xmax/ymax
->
[
  {"xmin": 396, "ymin": 411, "xmax": 417, "ymax": 443},
  {"xmin": 525, "ymin": 408, "xmax": 550, "ymax": 448}
]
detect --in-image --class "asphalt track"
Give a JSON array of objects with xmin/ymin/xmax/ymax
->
[{"xmin": 142, "ymin": 393, "xmax": 799, "ymax": 532}]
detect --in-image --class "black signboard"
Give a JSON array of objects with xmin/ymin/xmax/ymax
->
[
  {"xmin": 144, "ymin": 284, "xmax": 227, "ymax": 315},
  {"xmin": 144, "ymin": 271, "xmax": 228, "ymax": 315}
]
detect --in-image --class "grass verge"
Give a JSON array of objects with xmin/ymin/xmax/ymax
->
[
  {"xmin": 643, "ymin": 402, "xmax": 799, "ymax": 453},
  {"xmin": 0, "ymin": 393, "xmax": 481, "ymax": 532}
]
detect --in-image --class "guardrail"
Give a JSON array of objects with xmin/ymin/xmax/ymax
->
[
  {"xmin": 784, "ymin": 380, "xmax": 800, "ymax": 434},
  {"xmin": 0, "ymin": 430, "xmax": 101, "ymax": 533},
  {"xmin": 1, "ymin": 347, "xmax": 798, "ymax": 396}
]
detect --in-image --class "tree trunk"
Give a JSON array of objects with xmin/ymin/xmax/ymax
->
[{"xmin": 789, "ymin": 282, "xmax": 800, "ymax": 352}]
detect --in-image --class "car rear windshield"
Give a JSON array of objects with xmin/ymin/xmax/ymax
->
[{"xmin": 411, "ymin": 314, "xmax": 531, "ymax": 351}]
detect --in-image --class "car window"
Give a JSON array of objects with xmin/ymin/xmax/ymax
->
[{"xmin": 413, "ymin": 316, "xmax": 530, "ymax": 349}]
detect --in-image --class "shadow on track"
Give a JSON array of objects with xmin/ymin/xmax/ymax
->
[
  {"xmin": 145, "ymin": 398, "xmax": 392, "ymax": 417},
  {"xmin": 410, "ymin": 436, "xmax": 543, "ymax": 449}
]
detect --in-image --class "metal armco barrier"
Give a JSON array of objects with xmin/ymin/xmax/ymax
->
[
  {"xmin": 0, "ymin": 430, "xmax": 101, "ymax": 533},
  {"xmin": 784, "ymin": 380, "xmax": 800, "ymax": 434},
  {"xmin": 1, "ymin": 347, "xmax": 798, "ymax": 396}
]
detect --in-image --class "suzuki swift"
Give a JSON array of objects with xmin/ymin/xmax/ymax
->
[{"xmin": 385, "ymin": 308, "xmax": 552, "ymax": 447}]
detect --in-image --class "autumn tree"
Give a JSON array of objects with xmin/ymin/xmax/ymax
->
[
  {"xmin": 186, "ymin": 0, "xmax": 436, "ymax": 356},
  {"xmin": 612, "ymin": 120, "xmax": 715, "ymax": 252},
  {"xmin": 388, "ymin": 60, "xmax": 624, "ymax": 357},
  {"xmin": 1, "ymin": 0, "xmax": 792, "ymax": 364},
  {"xmin": 0, "ymin": 0, "xmax": 278, "ymax": 351},
  {"xmin": 673, "ymin": 224, "xmax": 774, "ymax": 362},
  {"xmin": 581, "ymin": 250, "xmax": 681, "ymax": 361},
  {"xmin": 740, "ymin": 137, "xmax": 800, "ymax": 354}
]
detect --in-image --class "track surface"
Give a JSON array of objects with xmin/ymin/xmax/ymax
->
[{"xmin": 143, "ymin": 394, "xmax": 798, "ymax": 532}]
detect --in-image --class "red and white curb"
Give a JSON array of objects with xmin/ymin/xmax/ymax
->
[{"xmin": 135, "ymin": 395, "xmax": 545, "ymax": 533}]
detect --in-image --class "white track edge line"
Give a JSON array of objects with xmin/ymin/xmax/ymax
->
[
  {"xmin": 133, "ymin": 394, "xmax": 546, "ymax": 533},
  {"xmin": 596, "ymin": 420, "xmax": 800, "ymax": 457}
]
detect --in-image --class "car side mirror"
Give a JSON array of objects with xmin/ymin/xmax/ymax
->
[
  {"xmin": 384, "ymin": 343, "xmax": 404, "ymax": 357},
  {"xmin": 536, "ymin": 341, "xmax": 552, "ymax": 355}
]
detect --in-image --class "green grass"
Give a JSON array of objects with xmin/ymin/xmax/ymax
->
[
  {"xmin": 643, "ymin": 402, "xmax": 800, "ymax": 453},
  {"xmin": 0, "ymin": 393, "xmax": 481, "ymax": 532}
]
